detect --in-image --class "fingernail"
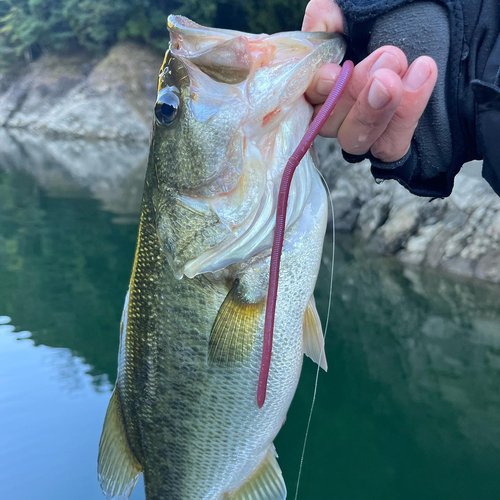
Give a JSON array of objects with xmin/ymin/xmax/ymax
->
[
  {"xmin": 404, "ymin": 59, "xmax": 431, "ymax": 91},
  {"xmin": 317, "ymin": 77, "xmax": 336, "ymax": 96},
  {"xmin": 368, "ymin": 78, "xmax": 391, "ymax": 109},
  {"xmin": 370, "ymin": 52, "xmax": 401, "ymax": 76}
]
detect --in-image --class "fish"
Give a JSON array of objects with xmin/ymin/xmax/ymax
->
[{"xmin": 98, "ymin": 15, "xmax": 345, "ymax": 500}]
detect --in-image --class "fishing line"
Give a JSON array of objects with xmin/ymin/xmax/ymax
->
[{"xmin": 294, "ymin": 166, "xmax": 335, "ymax": 500}]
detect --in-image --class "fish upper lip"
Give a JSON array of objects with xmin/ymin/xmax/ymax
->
[
  {"xmin": 167, "ymin": 14, "xmax": 345, "ymax": 47},
  {"xmin": 167, "ymin": 15, "xmax": 250, "ymax": 40}
]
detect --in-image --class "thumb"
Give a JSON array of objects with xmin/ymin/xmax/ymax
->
[{"xmin": 302, "ymin": 0, "xmax": 344, "ymax": 33}]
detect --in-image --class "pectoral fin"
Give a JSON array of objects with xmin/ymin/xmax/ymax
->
[
  {"xmin": 303, "ymin": 296, "xmax": 328, "ymax": 371},
  {"xmin": 209, "ymin": 279, "xmax": 263, "ymax": 367},
  {"xmin": 98, "ymin": 389, "xmax": 142, "ymax": 500},
  {"xmin": 225, "ymin": 445, "xmax": 286, "ymax": 499}
]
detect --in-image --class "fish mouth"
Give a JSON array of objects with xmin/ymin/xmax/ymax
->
[
  {"xmin": 167, "ymin": 15, "xmax": 249, "ymax": 40},
  {"xmin": 158, "ymin": 17, "xmax": 346, "ymax": 279},
  {"xmin": 165, "ymin": 14, "xmax": 346, "ymax": 112},
  {"xmin": 167, "ymin": 15, "xmax": 346, "ymax": 78},
  {"xmin": 167, "ymin": 15, "xmax": 255, "ymax": 86},
  {"xmin": 166, "ymin": 15, "xmax": 345, "ymax": 86}
]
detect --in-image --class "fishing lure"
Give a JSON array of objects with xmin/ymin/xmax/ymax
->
[{"xmin": 258, "ymin": 60, "xmax": 354, "ymax": 407}]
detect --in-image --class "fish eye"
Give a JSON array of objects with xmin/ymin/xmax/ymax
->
[{"xmin": 155, "ymin": 90, "xmax": 180, "ymax": 126}]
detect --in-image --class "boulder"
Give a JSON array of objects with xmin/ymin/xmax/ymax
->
[{"xmin": 0, "ymin": 42, "xmax": 162, "ymax": 141}]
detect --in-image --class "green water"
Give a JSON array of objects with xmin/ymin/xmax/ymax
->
[{"xmin": 2, "ymin": 163, "xmax": 500, "ymax": 500}]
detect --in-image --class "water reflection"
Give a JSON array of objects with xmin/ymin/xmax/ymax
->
[
  {"xmin": 279, "ymin": 237, "xmax": 500, "ymax": 499},
  {"xmin": 0, "ymin": 128, "xmax": 146, "ymax": 214},
  {"xmin": 328, "ymin": 236, "xmax": 500, "ymax": 457},
  {"xmin": 0, "ymin": 167, "xmax": 137, "ymax": 384},
  {"xmin": 1, "ymin": 160, "xmax": 500, "ymax": 499},
  {"xmin": 0, "ymin": 322, "xmax": 119, "ymax": 500}
]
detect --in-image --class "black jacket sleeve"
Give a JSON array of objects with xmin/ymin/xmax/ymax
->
[{"xmin": 335, "ymin": 0, "xmax": 500, "ymax": 197}]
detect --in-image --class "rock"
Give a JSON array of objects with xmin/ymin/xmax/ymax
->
[
  {"xmin": 424, "ymin": 226, "xmax": 453, "ymax": 268},
  {"xmin": 314, "ymin": 137, "xmax": 500, "ymax": 284},
  {"xmin": 475, "ymin": 252, "xmax": 500, "ymax": 283},
  {"xmin": 36, "ymin": 91, "xmax": 150, "ymax": 141},
  {"xmin": 441, "ymin": 257, "xmax": 475, "ymax": 278},
  {"xmin": 0, "ymin": 42, "xmax": 162, "ymax": 141},
  {"xmin": 331, "ymin": 177, "xmax": 362, "ymax": 231},
  {"xmin": 399, "ymin": 224, "xmax": 442, "ymax": 265},
  {"xmin": 370, "ymin": 201, "xmax": 420, "ymax": 253},
  {"xmin": 357, "ymin": 193, "xmax": 391, "ymax": 239},
  {"xmin": 421, "ymin": 316, "xmax": 459, "ymax": 340},
  {"xmin": 0, "ymin": 80, "xmax": 29, "ymax": 126},
  {"xmin": 486, "ymin": 212, "xmax": 500, "ymax": 240},
  {"xmin": 1, "ymin": 51, "xmax": 92, "ymax": 128}
]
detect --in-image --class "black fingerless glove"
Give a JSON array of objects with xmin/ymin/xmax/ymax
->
[{"xmin": 336, "ymin": 0, "xmax": 500, "ymax": 197}]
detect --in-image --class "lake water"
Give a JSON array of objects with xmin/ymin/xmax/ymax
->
[{"xmin": 2, "ymin": 146, "xmax": 500, "ymax": 500}]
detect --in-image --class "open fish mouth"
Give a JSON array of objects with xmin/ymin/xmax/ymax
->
[
  {"xmin": 153, "ymin": 15, "xmax": 346, "ymax": 279},
  {"xmin": 167, "ymin": 15, "xmax": 343, "ymax": 85}
]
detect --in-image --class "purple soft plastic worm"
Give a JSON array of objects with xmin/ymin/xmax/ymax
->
[{"xmin": 257, "ymin": 60, "xmax": 355, "ymax": 408}]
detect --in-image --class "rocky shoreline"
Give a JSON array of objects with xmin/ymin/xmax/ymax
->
[
  {"xmin": 1, "ymin": 43, "xmax": 499, "ymax": 283},
  {"xmin": 0, "ymin": 42, "xmax": 163, "ymax": 141},
  {"xmin": 316, "ymin": 139, "xmax": 500, "ymax": 283}
]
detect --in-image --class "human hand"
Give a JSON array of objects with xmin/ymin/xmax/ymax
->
[{"xmin": 303, "ymin": 0, "xmax": 438, "ymax": 163}]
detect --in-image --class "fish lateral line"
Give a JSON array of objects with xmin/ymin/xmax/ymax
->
[{"xmin": 257, "ymin": 60, "xmax": 354, "ymax": 409}]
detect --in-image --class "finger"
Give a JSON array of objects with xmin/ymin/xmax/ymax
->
[
  {"xmin": 305, "ymin": 63, "xmax": 342, "ymax": 105},
  {"xmin": 314, "ymin": 46, "xmax": 408, "ymax": 137},
  {"xmin": 370, "ymin": 56, "xmax": 438, "ymax": 162},
  {"xmin": 302, "ymin": 0, "xmax": 343, "ymax": 32},
  {"xmin": 337, "ymin": 69, "xmax": 404, "ymax": 155}
]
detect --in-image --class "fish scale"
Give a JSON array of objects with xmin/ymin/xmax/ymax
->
[{"xmin": 110, "ymin": 182, "xmax": 327, "ymax": 499}]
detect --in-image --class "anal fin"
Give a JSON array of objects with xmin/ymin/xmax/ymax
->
[
  {"xmin": 225, "ymin": 445, "xmax": 286, "ymax": 500},
  {"xmin": 303, "ymin": 296, "xmax": 328, "ymax": 371},
  {"xmin": 98, "ymin": 388, "xmax": 142, "ymax": 500}
]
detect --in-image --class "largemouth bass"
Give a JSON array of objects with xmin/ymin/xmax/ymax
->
[{"xmin": 98, "ymin": 15, "xmax": 345, "ymax": 500}]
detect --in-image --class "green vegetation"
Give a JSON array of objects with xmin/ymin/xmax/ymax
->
[{"xmin": 0, "ymin": 0, "xmax": 308, "ymax": 69}]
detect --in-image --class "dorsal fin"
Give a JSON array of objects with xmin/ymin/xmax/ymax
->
[
  {"xmin": 303, "ymin": 296, "xmax": 328, "ymax": 371},
  {"xmin": 98, "ymin": 389, "xmax": 142, "ymax": 499},
  {"xmin": 225, "ymin": 445, "xmax": 286, "ymax": 499}
]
